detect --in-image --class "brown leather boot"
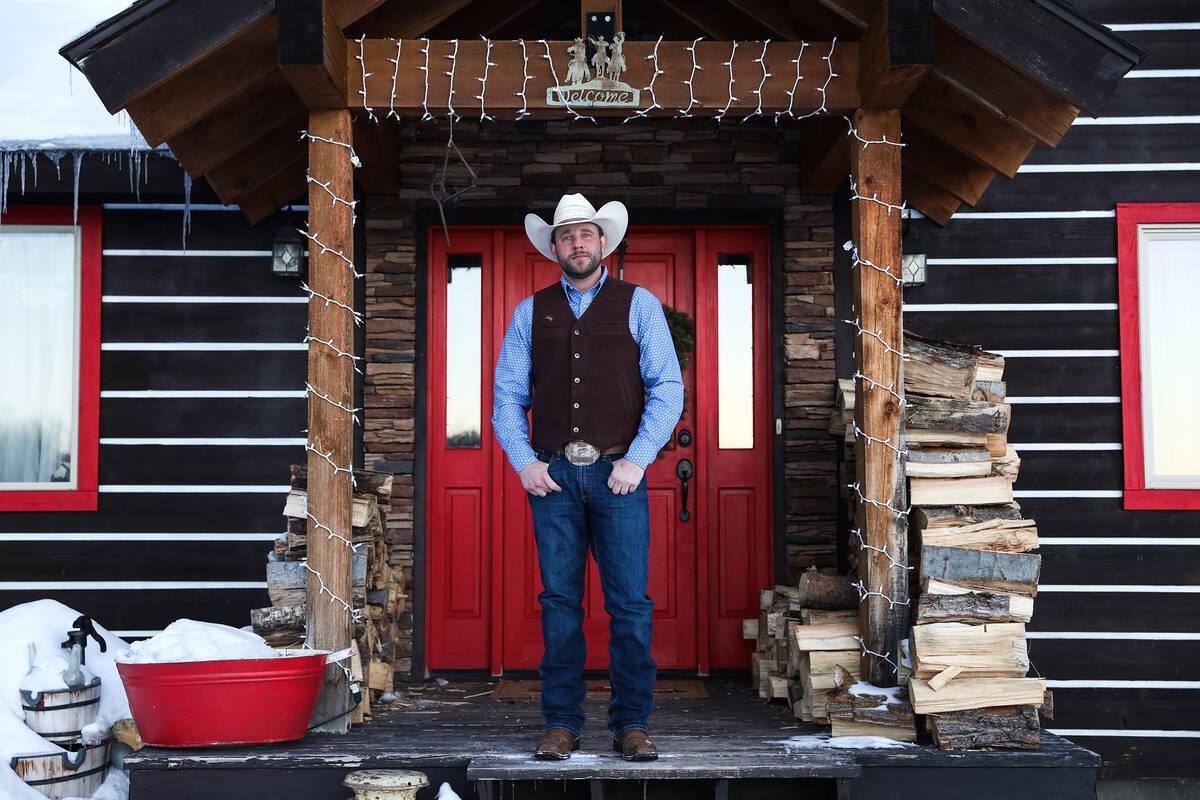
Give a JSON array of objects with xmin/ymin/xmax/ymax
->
[
  {"xmin": 534, "ymin": 727, "xmax": 580, "ymax": 760},
  {"xmin": 613, "ymin": 729, "xmax": 658, "ymax": 761}
]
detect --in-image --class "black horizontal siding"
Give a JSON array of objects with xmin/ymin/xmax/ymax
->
[
  {"xmin": 1064, "ymin": 736, "xmax": 1200, "ymax": 779},
  {"xmin": 104, "ymin": 209, "xmax": 284, "ymax": 251},
  {"xmin": 907, "ymin": 264, "xmax": 1117, "ymax": 304},
  {"xmin": 1030, "ymin": 591, "xmax": 1198, "ymax": 631},
  {"xmin": 1033, "ymin": 640, "xmax": 1200, "ymax": 680},
  {"xmin": 0, "ymin": 540, "xmax": 275, "ymax": 581},
  {"xmin": 1049, "ymin": 689, "xmax": 1200, "ymax": 731},
  {"xmin": 1008, "ymin": 405, "xmax": 1122, "ymax": 443},
  {"xmin": 1017, "ymin": 450, "xmax": 1122, "ymax": 489},
  {"xmin": 101, "ymin": 351, "xmax": 306, "ymax": 390},
  {"xmin": 0, "ymin": 589, "xmax": 270, "ymax": 630},
  {"xmin": 0, "ymin": 493, "xmax": 289, "ymax": 534},
  {"xmin": 1039, "ymin": 543, "xmax": 1200, "ymax": 585},
  {"xmin": 903, "ymin": 217, "xmax": 1116, "ymax": 258},
  {"xmin": 903, "ymin": 311, "xmax": 1119, "ymax": 351},
  {"xmin": 1017, "ymin": 496, "xmax": 1200, "ymax": 536},
  {"xmin": 97, "ymin": 444, "xmax": 303, "ymax": 484},
  {"xmin": 100, "ymin": 303, "xmax": 306, "ymax": 342},
  {"xmin": 1072, "ymin": 0, "xmax": 1200, "ymax": 24},
  {"xmin": 1003, "ymin": 357, "xmax": 1121, "ymax": 397},
  {"xmin": 101, "ymin": 398, "xmax": 306, "ymax": 438},
  {"xmin": 101, "ymin": 255, "xmax": 299, "ymax": 296},
  {"xmin": 1026, "ymin": 123, "xmax": 1200, "ymax": 164},
  {"xmin": 1088, "ymin": 76, "xmax": 1200, "ymax": 117},
  {"xmin": 972, "ymin": 170, "xmax": 1200, "ymax": 211}
]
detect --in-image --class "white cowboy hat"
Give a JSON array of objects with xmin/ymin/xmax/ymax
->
[{"xmin": 524, "ymin": 193, "xmax": 628, "ymax": 262}]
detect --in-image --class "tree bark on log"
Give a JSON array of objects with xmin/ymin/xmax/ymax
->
[
  {"xmin": 903, "ymin": 331, "xmax": 980, "ymax": 400},
  {"xmin": 906, "ymin": 397, "xmax": 1011, "ymax": 435},
  {"xmin": 921, "ymin": 545, "xmax": 1041, "ymax": 595},
  {"xmin": 928, "ymin": 705, "xmax": 1041, "ymax": 750},
  {"xmin": 917, "ymin": 592, "xmax": 1019, "ymax": 624},
  {"xmin": 798, "ymin": 570, "xmax": 859, "ymax": 609},
  {"xmin": 912, "ymin": 503, "xmax": 1024, "ymax": 529}
]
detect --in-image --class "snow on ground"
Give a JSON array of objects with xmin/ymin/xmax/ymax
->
[
  {"xmin": 0, "ymin": 0, "xmax": 139, "ymax": 145},
  {"xmin": 119, "ymin": 619, "xmax": 278, "ymax": 664},
  {"xmin": 0, "ymin": 599, "xmax": 132, "ymax": 799},
  {"xmin": 772, "ymin": 734, "xmax": 916, "ymax": 750}
]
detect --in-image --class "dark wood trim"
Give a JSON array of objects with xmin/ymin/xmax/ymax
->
[
  {"xmin": 278, "ymin": 0, "xmax": 350, "ymax": 109},
  {"xmin": 770, "ymin": 210, "xmax": 788, "ymax": 587},
  {"xmin": 412, "ymin": 206, "xmax": 432, "ymax": 680}
]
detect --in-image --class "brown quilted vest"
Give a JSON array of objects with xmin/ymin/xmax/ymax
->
[{"xmin": 530, "ymin": 277, "xmax": 643, "ymax": 453}]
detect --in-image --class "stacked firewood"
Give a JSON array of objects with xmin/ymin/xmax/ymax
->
[
  {"xmin": 249, "ymin": 465, "xmax": 407, "ymax": 722},
  {"xmin": 903, "ymin": 332, "xmax": 1047, "ymax": 749}
]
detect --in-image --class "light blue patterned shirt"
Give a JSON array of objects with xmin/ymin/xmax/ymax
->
[{"xmin": 493, "ymin": 267, "xmax": 685, "ymax": 472}]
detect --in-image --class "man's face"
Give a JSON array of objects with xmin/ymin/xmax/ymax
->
[{"xmin": 549, "ymin": 222, "xmax": 607, "ymax": 281}]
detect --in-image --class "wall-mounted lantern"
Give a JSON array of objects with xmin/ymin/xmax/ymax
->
[
  {"xmin": 272, "ymin": 223, "xmax": 304, "ymax": 277},
  {"xmin": 902, "ymin": 253, "xmax": 927, "ymax": 287}
]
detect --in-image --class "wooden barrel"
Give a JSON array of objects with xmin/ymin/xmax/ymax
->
[
  {"xmin": 9, "ymin": 740, "xmax": 110, "ymax": 800},
  {"xmin": 19, "ymin": 677, "xmax": 102, "ymax": 743}
]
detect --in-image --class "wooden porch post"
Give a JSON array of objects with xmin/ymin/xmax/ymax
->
[
  {"xmin": 849, "ymin": 108, "xmax": 909, "ymax": 686},
  {"xmin": 305, "ymin": 108, "xmax": 356, "ymax": 732}
]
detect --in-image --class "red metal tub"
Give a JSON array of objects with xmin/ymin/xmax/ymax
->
[{"xmin": 116, "ymin": 651, "xmax": 328, "ymax": 747}]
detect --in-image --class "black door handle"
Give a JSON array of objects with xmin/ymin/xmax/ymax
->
[{"xmin": 676, "ymin": 458, "xmax": 694, "ymax": 522}]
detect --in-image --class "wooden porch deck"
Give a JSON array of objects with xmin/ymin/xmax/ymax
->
[{"xmin": 123, "ymin": 678, "xmax": 1100, "ymax": 800}]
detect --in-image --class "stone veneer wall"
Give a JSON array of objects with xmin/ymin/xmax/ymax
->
[{"xmin": 361, "ymin": 119, "xmax": 836, "ymax": 678}]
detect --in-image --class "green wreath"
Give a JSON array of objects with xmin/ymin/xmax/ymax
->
[{"xmin": 662, "ymin": 304, "xmax": 695, "ymax": 374}]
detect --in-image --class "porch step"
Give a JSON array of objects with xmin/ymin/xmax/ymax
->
[{"xmin": 466, "ymin": 751, "xmax": 861, "ymax": 780}]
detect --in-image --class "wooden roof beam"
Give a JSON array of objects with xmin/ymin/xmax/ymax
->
[
  {"xmin": 328, "ymin": 0, "xmax": 389, "ymax": 29},
  {"xmin": 814, "ymin": 0, "xmax": 872, "ymax": 31},
  {"xmin": 279, "ymin": 0, "xmax": 349, "ymax": 109},
  {"xmin": 204, "ymin": 121, "xmax": 309, "ymax": 205},
  {"xmin": 725, "ymin": 0, "xmax": 804, "ymax": 40},
  {"xmin": 801, "ymin": 117, "xmax": 851, "ymax": 194},
  {"xmin": 656, "ymin": 0, "xmax": 741, "ymax": 40},
  {"xmin": 239, "ymin": 165, "xmax": 308, "ymax": 226},
  {"xmin": 351, "ymin": 0, "xmax": 476, "ymax": 39},
  {"xmin": 902, "ymin": 168, "xmax": 960, "ymax": 226},
  {"xmin": 858, "ymin": 0, "xmax": 933, "ymax": 109},
  {"xmin": 899, "ymin": 121, "xmax": 994, "ymax": 206}
]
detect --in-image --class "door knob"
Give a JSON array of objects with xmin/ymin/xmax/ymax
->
[
  {"xmin": 675, "ymin": 458, "xmax": 694, "ymax": 523},
  {"xmin": 677, "ymin": 428, "xmax": 692, "ymax": 447}
]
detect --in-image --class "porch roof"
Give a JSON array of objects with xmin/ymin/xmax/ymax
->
[{"xmin": 61, "ymin": 0, "xmax": 1142, "ymax": 225}]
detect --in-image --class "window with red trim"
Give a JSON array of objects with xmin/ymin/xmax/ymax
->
[
  {"xmin": 0, "ymin": 206, "xmax": 101, "ymax": 511},
  {"xmin": 1118, "ymin": 203, "xmax": 1200, "ymax": 510}
]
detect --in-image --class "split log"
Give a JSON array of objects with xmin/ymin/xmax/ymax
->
[
  {"xmin": 991, "ymin": 447, "xmax": 1022, "ymax": 481},
  {"xmin": 976, "ymin": 352, "xmax": 1005, "ymax": 383},
  {"xmin": 801, "ymin": 609, "xmax": 859, "ymax": 625},
  {"xmin": 805, "ymin": 649, "xmax": 863, "ymax": 675},
  {"xmin": 911, "ymin": 503, "xmax": 1024, "ymax": 529},
  {"xmin": 921, "ymin": 546, "xmax": 1041, "ymax": 595},
  {"xmin": 903, "ymin": 331, "xmax": 980, "ymax": 400},
  {"xmin": 972, "ymin": 380, "xmax": 1006, "ymax": 402},
  {"xmin": 251, "ymin": 603, "xmax": 307, "ymax": 644},
  {"xmin": 283, "ymin": 489, "xmax": 375, "ymax": 529},
  {"xmin": 830, "ymin": 378, "xmax": 856, "ymax": 435},
  {"xmin": 923, "ymin": 579, "xmax": 1034, "ymax": 622},
  {"xmin": 928, "ymin": 705, "xmax": 1040, "ymax": 750},
  {"xmin": 909, "ymin": 677, "xmax": 1046, "ymax": 714},
  {"xmin": 986, "ymin": 433, "xmax": 1008, "ymax": 458},
  {"xmin": 920, "ymin": 518, "xmax": 1038, "ymax": 552},
  {"xmin": 911, "ymin": 622, "xmax": 1029, "ymax": 679},
  {"xmin": 906, "ymin": 397, "xmax": 1011, "ymax": 435},
  {"xmin": 906, "ymin": 446, "xmax": 992, "ymax": 479},
  {"xmin": 792, "ymin": 622, "xmax": 860, "ymax": 651},
  {"xmin": 743, "ymin": 618, "xmax": 759, "ymax": 640},
  {"xmin": 291, "ymin": 464, "xmax": 394, "ymax": 499},
  {"xmin": 906, "ymin": 429, "xmax": 988, "ymax": 447},
  {"xmin": 916, "ymin": 591, "xmax": 1032, "ymax": 624},
  {"xmin": 368, "ymin": 660, "xmax": 393, "ymax": 693},
  {"xmin": 909, "ymin": 476, "xmax": 1014, "ymax": 506},
  {"xmin": 797, "ymin": 570, "xmax": 858, "ymax": 610},
  {"xmin": 826, "ymin": 678, "xmax": 917, "ymax": 741},
  {"xmin": 926, "ymin": 665, "xmax": 963, "ymax": 692}
]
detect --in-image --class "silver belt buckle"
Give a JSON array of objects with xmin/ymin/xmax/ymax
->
[{"xmin": 564, "ymin": 439, "xmax": 600, "ymax": 466}]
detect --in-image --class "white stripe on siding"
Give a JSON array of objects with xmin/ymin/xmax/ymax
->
[
  {"xmin": 1006, "ymin": 396, "xmax": 1120, "ymax": 403},
  {"xmin": 1039, "ymin": 584, "xmax": 1200, "ymax": 592},
  {"xmin": 1018, "ymin": 163, "xmax": 1200, "ymax": 173},
  {"xmin": 996, "ymin": 350, "xmax": 1119, "ymax": 358},
  {"xmin": 101, "ymin": 342, "xmax": 305, "ymax": 351},
  {"xmin": 1073, "ymin": 115, "xmax": 1200, "ymax": 125},
  {"xmin": 0, "ymin": 581, "xmax": 267, "ymax": 590},
  {"xmin": 100, "ymin": 438, "xmax": 306, "ymax": 446},
  {"xmin": 1050, "ymin": 729, "xmax": 1200, "ymax": 738},
  {"xmin": 926, "ymin": 257, "xmax": 1116, "ymax": 265},
  {"xmin": 99, "ymin": 485, "xmax": 291, "ymax": 493},
  {"xmin": 1039, "ymin": 538, "xmax": 1200, "ymax": 546},
  {"xmin": 0, "ymin": 533, "xmax": 280, "ymax": 541},
  {"xmin": 949, "ymin": 211, "xmax": 1116, "ymax": 219},
  {"xmin": 1106, "ymin": 22, "xmax": 1200, "ymax": 31},
  {"xmin": 102, "ymin": 249, "xmax": 272, "ymax": 257},
  {"xmin": 102, "ymin": 204, "xmax": 309, "ymax": 211},
  {"xmin": 1013, "ymin": 490, "xmax": 1123, "ymax": 498},
  {"xmin": 1126, "ymin": 69, "xmax": 1200, "ymax": 78},
  {"xmin": 1046, "ymin": 680, "xmax": 1200, "ymax": 689},
  {"xmin": 103, "ymin": 295, "xmax": 307, "ymax": 304},
  {"xmin": 905, "ymin": 303, "xmax": 1117, "ymax": 312},
  {"xmin": 1028, "ymin": 632, "xmax": 1200, "ymax": 640},
  {"xmin": 1009, "ymin": 443, "xmax": 1122, "ymax": 450},
  {"xmin": 101, "ymin": 390, "xmax": 305, "ymax": 398}
]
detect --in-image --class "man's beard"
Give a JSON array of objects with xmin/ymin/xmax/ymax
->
[{"xmin": 558, "ymin": 250, "xmax": 603, "ymax": 281}]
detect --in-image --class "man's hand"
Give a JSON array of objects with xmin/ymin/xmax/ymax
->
[
  {"xmin": 520, "ymin": 460, "xmax": 562, "ymax": 497},
  {"xmin": 607, "ymin": 458, "xmax": 645, "ymax": 495}
]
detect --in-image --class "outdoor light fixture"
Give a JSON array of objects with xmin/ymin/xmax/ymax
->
[
  {"xmin": 272, "ymin": 223, "xmax": 304, "ymax": 277},
  {"xmin": 902, "ymin": 253, "xmax": 927, "ymax": 287}
]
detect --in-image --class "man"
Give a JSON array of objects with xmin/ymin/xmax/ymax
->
[{"xmin": 493, "ymin": 193, "xmax": 684, "ymax": 762}]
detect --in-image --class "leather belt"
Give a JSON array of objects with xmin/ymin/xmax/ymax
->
[{"xmin": 547, "ymin": 440, "xmax": 626, "ymax": 466}]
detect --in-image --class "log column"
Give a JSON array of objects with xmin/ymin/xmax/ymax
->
[
  {"xmin": 305, "ymin": 108, "xmax": 356, "ymax": 732},
  {"xmin": 850, "ymin": 108, "xmax": 908, "ymax": 686}
]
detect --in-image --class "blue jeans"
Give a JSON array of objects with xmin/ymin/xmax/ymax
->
[{"xmin": 527, "ymin": 452, "xmax": 656, "ymax": 738}]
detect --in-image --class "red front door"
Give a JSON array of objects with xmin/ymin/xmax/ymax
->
[{"xmin": 426, "ymin": 226, "xmax": 772, "ymax": 674}]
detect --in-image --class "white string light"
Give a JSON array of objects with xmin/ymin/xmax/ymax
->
[
  {"xmin": 418, "ymin": 38, "xmax": 434, "ymax": 121},
  {"xmin": 299, "ymin": 131, "xmax": 361, "ymax": 167},
  {"xmin": 623, "ymin": 35, "xmax": 664, "ymax": 123},
  {"xmin": 514, "ymin": 38, "xmax": 532, "ymax": 121},
  {"xmin": 849, "ymin": 177, "xmax": 907, "ymax": 216},
  {"xmin": 302, "ymin": 282, "xmax": 364, "ymax": 325},
  {"xmin": 851, "ymin": 421, "xmax": 907, "ymax": 458},
  {"xmin": 852, "ymin": 581, "xmax": 911, "ymax": 610},
  {"xmin": 306, "ymin": 171, "xmax": 358, "ymax": 221},
  {"xmin": 842, "ymin": 318, "xmax": 908, "ymax": 361},
  {"xmin": 476, "ymin": 36, "xmax": 497, "ymax": 122},
  {"xmin": 842, "ymin": 240, "xmax": 904, "ymax": 287},
  {"xmin": 853, "ymin": 635, "xmax": 901, "ymax": 676},
  {"xmin": 850, "ymin": 527, "xmax": 912, "ymax": 572},
  {"xmin": 847, "ymin": 482, "xmax": 911, "ymax": 518},
  {"xmin": 355, "ymin": 35, "xmax": 376, "ymax": 123},
  {"xmin": 742, "ymin": 39, "xmax": 771, "ymax": 123},
  {"xmin": 852, "ymin": 369, "xmax": 904, "ymax": 406},
  {"xmin": 305, "ymin": 563, "xmax": 356, "ymax": 615},
  {"xmin": 676, "ymin": 37, "xmax": 704, "ymax": 118},
  {"xmin": 306, "ymin": 382, "xmax": 362, "ymax": 425},
  {"xmin": 774, "ymin": 40, "xmax": 808, "ymax": 122},
  {"xmin": 299, "ymin": 227, "xmax": 362, "ymax": 278},
  {"xmin": 306, "ymin": 445, "xmax": 356, "ymax": 483},
  {"xmin": 714, "ymin": 41, "xmax": 739, "ymax": 123},
  {"xmin": 444, "ymin": 38, "xmax": 461, "ymax": 123},
  {"xmin": 846, "ymin": 115, "xmax": 905, "ymax": 149},
  {"xmin": 796, "ymin": 37, "xmax": 837, "ymax": 122},
  {"xmin": 387, "ymin": 38, "xmax": 403, "ymax": 121},
  {"xmin": 539, "ymin": 38, "xmax": 596, "ymax": 124},
  {"xmin": 304, "ymin": 335, "xmax": 364, "ymax": 373}
]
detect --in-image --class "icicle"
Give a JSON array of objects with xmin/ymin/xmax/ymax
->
[
  {"xmin": 46, "ymin": 151, "xmax": 64, "ymax": 181},
  {"xmin": 181, "ymin": 171, "xmax": 192, "ymax": 250},
  {"xmin": 1, "ymin": 151, "xmax": 11, "ymax": 217},
  {"xmin": 71, "ymin": 152, "xmax": 83, "ymax": 225},
  {"xmin": 19, "ymin": 152, "xmax": 26, "ymax": 195}
]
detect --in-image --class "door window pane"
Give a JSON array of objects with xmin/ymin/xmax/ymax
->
[
  {"xmin": 1138, "ymin": 224, "xmax": 1200, "ymax": 488},
  {"xmin": 717, "ymin": 256, "xmax": 753, "ymax": 449},
  {"xmin": 446, "ymin": 256, "xmax": 482, "ymax": 448},
  {"xmin": 0, "ymin": 226, "xmax": 81, "ymax": 488}
]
